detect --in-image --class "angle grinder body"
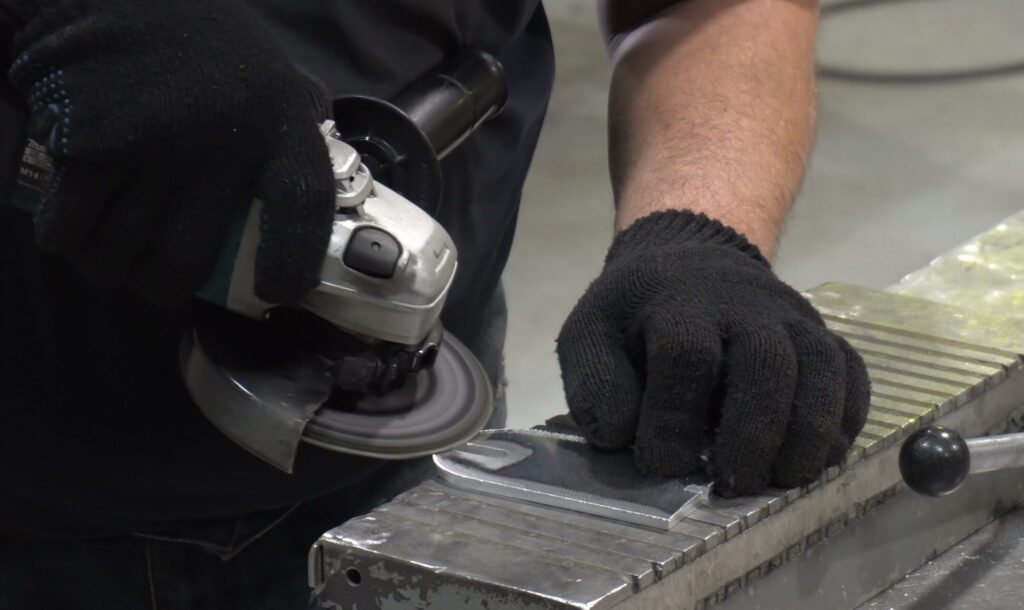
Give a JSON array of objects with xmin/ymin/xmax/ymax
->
[
  {"xmin": 0, "ymin": 51, "xmax": 507, "ymax": 473},
  {"xmin": 179, "ymin": 121, "xmax": 494, "ymax": 472}
]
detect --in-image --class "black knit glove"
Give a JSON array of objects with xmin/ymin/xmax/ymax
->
[
  {"xmin": 3, "ymin": 0, "xmax": 335, "ymax": 303},
  {"xmin": 557, "ymin": 211, "xmax": 870, "ymax": 496}
]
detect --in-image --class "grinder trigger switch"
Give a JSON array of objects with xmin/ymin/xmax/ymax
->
[{"xmin": 344, "ymin": 226, "xmax": 402, "ymax": 279}]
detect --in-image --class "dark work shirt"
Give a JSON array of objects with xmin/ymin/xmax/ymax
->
[{"xmin": 0, "ymin": 1, "xmax": 553, "ymax": 538}]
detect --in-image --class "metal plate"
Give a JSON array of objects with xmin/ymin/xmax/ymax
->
[{"xmin": 435, "ymin": 429, "xmax": 710, "ymax": 530}]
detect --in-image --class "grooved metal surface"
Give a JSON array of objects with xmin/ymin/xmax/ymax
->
[{"xmin": 311, "ymin": 283, "xmax": 1024, "ymax": 609}]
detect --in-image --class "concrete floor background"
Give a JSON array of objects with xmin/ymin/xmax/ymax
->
[{"xmin": 502, "ymin": 0, "xmax": 1024, "ymax": 428}]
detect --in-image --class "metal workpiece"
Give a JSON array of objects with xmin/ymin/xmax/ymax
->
[
  {"xmin": 312, "ymin": 282, "xmax": 1024, "ymax": 610},
  {"xmin": 434, "ymin": 429, "xmax": 709, "ymax": 530}
]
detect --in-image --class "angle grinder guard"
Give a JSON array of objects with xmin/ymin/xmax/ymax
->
[{"xmin": 183, "ymin": 304, "xmax": 492, "ymax": 473}]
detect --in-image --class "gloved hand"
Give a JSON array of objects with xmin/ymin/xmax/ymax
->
[
  {"xmin": 4, "ymin": 0, "xmax": 335, "ymax": 303},
  {"xmin": 557, "ymin": 210, "xmax": 871, "ymax": 496}
]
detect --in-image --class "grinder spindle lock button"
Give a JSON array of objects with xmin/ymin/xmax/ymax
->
[{"xmin": 343, "ymin": 226, "xmax": 402, "ymax": 279}]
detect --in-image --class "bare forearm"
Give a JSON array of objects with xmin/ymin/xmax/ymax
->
[{"xmin": 604, "ymin": 0, "xmax": 819, "ymax": 258}]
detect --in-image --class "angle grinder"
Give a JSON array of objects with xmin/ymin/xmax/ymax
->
[{"xmin": 0, "ymin": 50, "xmax": 507, "ymax": 473}]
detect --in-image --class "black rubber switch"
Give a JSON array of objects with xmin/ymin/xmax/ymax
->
[{"xmin": 343, "ymin": 226, "xmax": 402, "ymax": 279}]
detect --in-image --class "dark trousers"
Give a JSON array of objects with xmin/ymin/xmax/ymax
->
[{"xmin": 0, "ymin": 463, "xmax": 409, "ymax": 610}]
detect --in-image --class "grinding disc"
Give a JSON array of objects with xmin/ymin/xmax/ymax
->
[
  {"xmin": 183, "ymin": 305, "xmax": 493, "ymax": 471},
  {"xmin": 303, "ymin": 334, "xmax": 493, "ymax": 459}
]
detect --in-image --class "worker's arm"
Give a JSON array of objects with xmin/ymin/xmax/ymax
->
[
  {"xmin": 602, "ymin": 0, "xmax": 817, "ymax": 258},
  {"xmin": 557, "ymin": 0, "xmax": 870, "ymax": 496}
]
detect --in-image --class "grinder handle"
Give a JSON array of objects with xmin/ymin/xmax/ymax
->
[
  {"xmin": 392, "ymin": 50, "xmax": 507, "ymax": 159},
  {"xmin": 332, "ymin": 49, "xmax": 508, "ymax": 215}
]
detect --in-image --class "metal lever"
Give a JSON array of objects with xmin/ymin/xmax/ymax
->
[{"xmin": 899, "ymin": 425, "xmax": 1024, "ymax": 496}]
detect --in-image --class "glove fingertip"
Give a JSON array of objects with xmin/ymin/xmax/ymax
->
[
  {"xmin": 710, "ymin": 445, "xmax": 771, "ymax": 497},
  {"xmin": 633, "ymin": 443, "xmax": 703, "ymax": 478},
  {"xmin": 771, "ymin": 464, "xmax": 822, "ymax": 490},
  {"xmin": 708, "ymin": 326, "xmax": 798, "ymax": 496},
  {"xmin": 564, "ymin": 382, "xmax": 638, "ymax": 450},
  {"xmin": 825, "ymin": 437, "xmax": 854, "ymax": 470},
  {"xmin": 557, "ymin": 309, "xmax": 643, "ymax": 450},
  {"xmin": 837, "ymin": 337, "xmax": 871, "ymax": 438}
]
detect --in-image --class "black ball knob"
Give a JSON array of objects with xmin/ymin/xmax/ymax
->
[{"xmin": 899, "ymin": 426, "xmax": 970, "ymax": 497}]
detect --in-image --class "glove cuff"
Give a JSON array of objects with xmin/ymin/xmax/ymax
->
[{"xmin": 607, "ymin": 209, "xmax": 768, "ymax": 265}]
